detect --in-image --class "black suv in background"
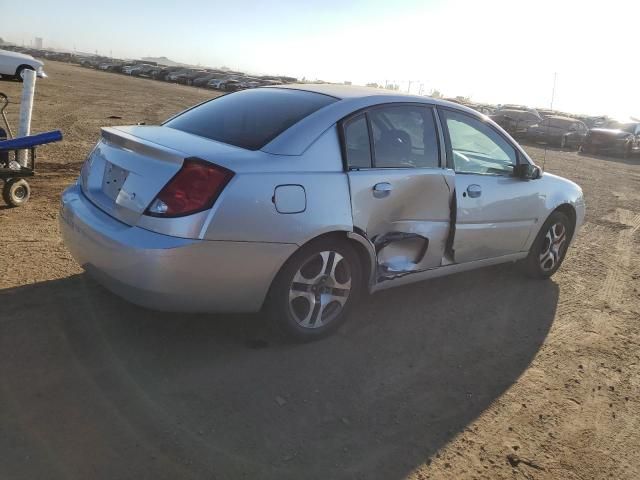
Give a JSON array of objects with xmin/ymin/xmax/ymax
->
[
  {"xmin": 526, "ymin": 116, "xmax": 588, "ymax": 149},
  {"xmin": 581, "ymin": 121, "xmax": 640, "ymax": 158},
  {"xmin": 490, "ymin": 109, "xmax": 542, "ymax": 137}
]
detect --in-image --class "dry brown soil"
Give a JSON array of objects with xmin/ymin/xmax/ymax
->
[{"xmin": 1, "ymin": 61, "xmax": 639, "ymax": 480}]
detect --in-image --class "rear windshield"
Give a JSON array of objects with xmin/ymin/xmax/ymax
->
[{"xmin": 164, "ymin": 88, "xmax": 337, "ymax": 150}]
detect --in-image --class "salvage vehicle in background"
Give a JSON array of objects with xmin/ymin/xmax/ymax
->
[
  {"xmin": 222, "ymin": 79, "xmax": 243, "ymax": 91},
  {"xmin": 207, "ymin": 78, "xmax": 229, "ymax": 89},
  {"xmin": 60, "ymin": 85, "xmax": 585, "ymax": 341},
  {"xmin": 130, "ymin": 64, "xmax": 156, "ymax": 77},
  {"xmin": 192, "ymin": 73, "xmax": 220, "ymax": 88},
  {"xmin": 0, "ymin": 48, "xmax": 47, "ymax": 80},
  {"xmin": 526, "ymin": 116, "xmax": 588, "ymax": 149},
  {"xmin": 167, "ymin": 68, "xmax": 194, "ymax": 82},
  {"xmin": 152, "ymin": 66, "xmax": 182, "ymax": 81},
  {"xmin": 490, "ymin": 109, "xmax": 542, "ymax": 137},
  {"xmin": 179, "ymin": 70, "xmax": 210, "ymax": 85},
  {"xmin": 580, "ymin": 121, "xmax": 640, "ymax": 158}
]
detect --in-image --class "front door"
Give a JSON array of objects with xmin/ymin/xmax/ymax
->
[
  {"xmin": 343, "ymin": 105, "xmax": 453, "ymax": 276},
  {"xmin": 439, "ymin": 108, "xmax": 542, "ymax": 263}
]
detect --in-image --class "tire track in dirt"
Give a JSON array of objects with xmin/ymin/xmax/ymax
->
[{"xmin": 600, "ymin": 209, "xmax": 640, "ymax": 306}]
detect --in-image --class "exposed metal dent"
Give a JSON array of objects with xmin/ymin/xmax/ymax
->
[{"xmin": 373, "ymin": 231, "xmax": 430, "ymax": 278}]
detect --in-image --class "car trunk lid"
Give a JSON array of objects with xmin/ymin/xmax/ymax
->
[
  {"xmin": 80, "ymin": 127, "xmax": 189, "ymax": 226},
  {"xmin": 83, "ymin": 126, "xmax": 244, "ymax": 225}
]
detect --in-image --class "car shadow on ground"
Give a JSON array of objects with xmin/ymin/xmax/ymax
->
[{"xmin": 0, "ymin": 264, "xmax": 558, "ymax": 480}]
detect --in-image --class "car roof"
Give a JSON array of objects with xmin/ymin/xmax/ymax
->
[
  {"xmin": 274, "ymin": 83, "xmax": 406, "ymax": 99},
  {"xmin": 547, "ymin": 115, "xmax": 578, "ymax": 122},
  {"xmin": 258, "ymin": 84, "xmax": 485, "ymax": 155},
  {"xmin": 271, "ymin": 83, "xmax": 457, "ymax": 106},
  {"xmin": 497, "ymin": 109, "xmax": 533, "ymax": 115}
]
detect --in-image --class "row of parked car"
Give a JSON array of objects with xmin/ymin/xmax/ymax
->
[
  {"xmin": 0, "ymin": 45, "xmax": 300, "ymax": 92},
  {"xmin": 485, "ymin": 106, "xmax": 640, "ymax": 158},
  {"xmin": 93, "ymin": 60, "xmax": 297, "ymax": 92}
]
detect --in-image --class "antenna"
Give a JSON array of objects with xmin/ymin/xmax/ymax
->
[
  {"xmin": 550, "ymin": 72, "xmax": 557, "ymax": 111},
  {"xmin": 542, "ymin": 72, "xmax": 557, "ymax": 172}
]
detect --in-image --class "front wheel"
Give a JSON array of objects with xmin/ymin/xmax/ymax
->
[
  {"xmin": 522, "ymin": 211, "xmax": 572, "ymax": 279},
  {"xmin": 265, "ymin": 238, "xmax": 362, "ymax": 342}
]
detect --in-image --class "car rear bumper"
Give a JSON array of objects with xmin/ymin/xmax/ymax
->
[{"xmin": 60, "ymin": 184, "xmax": 296, "ymax": 313}]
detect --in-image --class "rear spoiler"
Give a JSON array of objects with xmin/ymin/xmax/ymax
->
[{"xmin": 100, "ymin": 127, "xmax": 184, "ymax": 165}]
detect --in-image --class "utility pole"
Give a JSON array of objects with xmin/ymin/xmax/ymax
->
[{"xmin": 550, "ymin": 72, "xmax": 557, "ymax": 110}]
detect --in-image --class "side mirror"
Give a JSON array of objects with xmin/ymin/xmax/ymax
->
[{"xmin": 513, "ymin": 163, "xmax": 541, "ymax": 180}]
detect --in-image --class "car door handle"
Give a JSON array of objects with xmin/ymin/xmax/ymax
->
[
  {"xmin": 466, "ymin": 184, "xmax": 482, "ymax": 198},
  {"xmin": 373, "ymin": 182, "xmax": 392, "ymax": 198}
]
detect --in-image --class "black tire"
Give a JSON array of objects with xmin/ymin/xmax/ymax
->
[
  {"xmin": 2, "ymin": 178, "xmax": 31, "ymax": 207},
  {"xmin": 265, "ymin": 237, "xmax": 363, "ymax": 342},
  {"xmin": 522, "ymin": 211, "xmax": 572, "ymax": 279},
  {"xmin": 15, "ymin": 65, "xmax": 35, "ymax": 82}
]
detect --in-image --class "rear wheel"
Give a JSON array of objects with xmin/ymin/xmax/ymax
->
[
  {"xmin": 522, "ymin": 211, "xmax": 572, "ymax": 279},
  {"xmin": 2, "ymin": 179, "xmax": 31, "ymax": 207},
  {"xmin": 266, "ymin": 238, "xmax": 362, "ymax": 341}
]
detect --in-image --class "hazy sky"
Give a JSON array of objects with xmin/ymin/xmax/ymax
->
[{"xmin": 5, "ymin": 0, "xmax": 640, "ymax": 117}]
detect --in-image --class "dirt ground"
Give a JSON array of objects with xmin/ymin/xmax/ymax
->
[{"xmin": 1, "ymin": 61, "xmax": 639, "ymax": 480}]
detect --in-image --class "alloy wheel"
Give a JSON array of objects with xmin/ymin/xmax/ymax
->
[
  {"xmin": 539, "ymin": 222, "xmax": 567, "ymax": 272},
  {"xmin": 288, "ymin": 251, "xmax": 352, "ymax": 328}
]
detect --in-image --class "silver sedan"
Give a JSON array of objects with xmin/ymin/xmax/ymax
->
[{"xmin": 60, "ymin": 85, "xmax": 585, "ymax": 341}]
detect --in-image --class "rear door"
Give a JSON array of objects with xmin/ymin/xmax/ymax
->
[
  {"xmin": 344, "ymin": 104, "xmax": 453, "ymax": 276},
  {"xmin": 439, "ymin": 108, "xmax": 542, "ymax": 263}
]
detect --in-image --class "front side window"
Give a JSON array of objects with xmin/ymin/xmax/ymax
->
[
  {"xmin": 368, "ymin": 105, "xmax": 439, "ymax": 168},
  {"xmin": 442, "ymin": 109, "xmax": 518, "ymax": 175}
]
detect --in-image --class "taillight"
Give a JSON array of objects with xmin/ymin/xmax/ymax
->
[{"xmin": 145, "ymin": 158, "xmax": 233, "ymax": 217}]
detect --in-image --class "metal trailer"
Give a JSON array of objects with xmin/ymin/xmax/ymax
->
[{"xmin": 0, "ymin": 92, "xmax": 62, "ymax": 206}]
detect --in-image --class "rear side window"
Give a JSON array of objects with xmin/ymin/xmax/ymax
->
[
  {"xmin": 369, "ymin": 106, "xmax": 439, "ymax": 168},
  {"xmin": 343, "ymin": 114, "xmax": 372, "ymax": 168},
  {"xmin": 165, "ymin": 88, "xmax": 337, "ymax": 150},
  {"xmin": 342, "ymin": 105, "xmax": 440, "ymax": 169}
]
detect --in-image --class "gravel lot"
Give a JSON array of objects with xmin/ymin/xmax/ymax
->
[{"xmin": 1, "ymin": 61, "xmax": 639, "ymax": 480}]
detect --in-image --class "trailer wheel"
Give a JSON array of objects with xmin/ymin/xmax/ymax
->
[{"xmin": 3, "ymin": 179, "xmax": 31, "ymax": 206}]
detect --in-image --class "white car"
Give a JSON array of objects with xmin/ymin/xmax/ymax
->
[{"xmin": 0, "ymin": 49, "xmax": 47, "ymax": 80}]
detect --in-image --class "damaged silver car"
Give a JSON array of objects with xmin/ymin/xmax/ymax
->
[{"xmin": 60, "ymin": 85, "xmax": 585, "ymax": 341}]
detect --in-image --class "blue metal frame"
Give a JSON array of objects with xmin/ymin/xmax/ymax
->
[{"xmin": 0, "ymin": 130, "xmax": 62, "ymax": 152}]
